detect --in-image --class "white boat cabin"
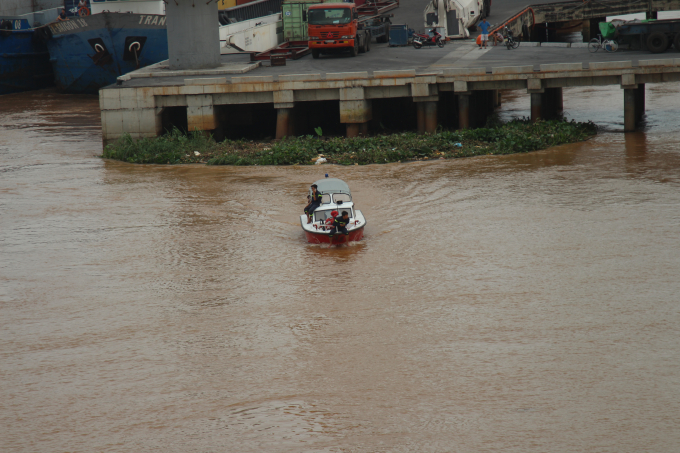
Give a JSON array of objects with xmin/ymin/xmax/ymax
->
[{"xmin": 312, "ymin": 192, "xmax": 353, "ymax": 223}]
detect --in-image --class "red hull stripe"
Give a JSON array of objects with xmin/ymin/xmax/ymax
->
[{"xmin": 304, "ymin": 226, "xmax": 365, "ymax": 244}]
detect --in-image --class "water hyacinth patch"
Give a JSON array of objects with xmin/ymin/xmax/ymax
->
[{"xmin": 102, "ymin": 119, "xmax": 597, "ymax": 166}]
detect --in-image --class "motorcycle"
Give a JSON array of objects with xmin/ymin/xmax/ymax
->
[
  {"xmin": 503, "ymin": 26, "xmax": 520, "ymax": 50},
  {"xmin": 413, "ymin": 28, "xmax": 445, "ymax": 49}
]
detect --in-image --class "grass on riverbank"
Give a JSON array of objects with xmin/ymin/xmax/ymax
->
[{"xmin": 101, "ymin": 119, "xmax": 596, "ymax": 166}]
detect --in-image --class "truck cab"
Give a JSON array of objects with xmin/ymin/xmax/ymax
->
[{"xmin": 307, "ymin": 3, "xmax": 370, "ymax": 58}]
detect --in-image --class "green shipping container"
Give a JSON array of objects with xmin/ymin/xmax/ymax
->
[{"xmin": 282, "ymin": 0, "xmax": 322, "ymax": 42}]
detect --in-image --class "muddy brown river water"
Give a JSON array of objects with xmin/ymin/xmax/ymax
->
[{"xmin": 1, "ymin": 85, "xmax": 680, "ymax": 452}]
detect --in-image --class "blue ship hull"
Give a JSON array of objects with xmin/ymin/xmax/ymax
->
[
  {"xmin": 45, "ymin": 12, "xmax": 167, "ymax": 94},
  {"xmin": 0, "ymin": 29, "xmax": 53, "ymax": 95}
]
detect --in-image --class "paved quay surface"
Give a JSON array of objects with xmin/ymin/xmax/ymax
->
[
  {"xmin": 120, "ymin": 42, "xmax": 680, "ymax": 88},
  {"xmin": 116, "ymin": 0, "xmax": 680, "ymax": 89},
  {"xmin": 115, "ymin": 0, "xmax": 564, "ymax": 87}
]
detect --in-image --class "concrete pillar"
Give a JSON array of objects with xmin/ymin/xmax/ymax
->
[
  {"xmin": 458, "ymin": 94, "xmax": 470, "ymax": 129},
  {"xmin": 416, "ymin": 102, "xmax": 426, "ymax": 134},
  {"xmin": 187, "ymin": 94, "xmax": 216, "ymax": 132},
  {"xmin": 340, "ymin": 99, "xmax": 371, "ymax": 137},
  {"xmin": 542, "ymin": 88, "xmax": 563, "ymax": 120},
  {"xmin": 484, "ymin": 90, "xmax": 495, "ymax": 120},
  {"xmin": 346, "ymin": 122, "xmax": 368, "ymax": 137},
  {"xmin": 553, "ymin": 87, "xmax": 563, "ymax": 112},
  {"xmin": 470, "ymin": 90, "xmax": 494, "ymax": 127},
  {"xmin": 492, "ymin": 89, "xmax": 501, "ymax": 108},
  {"xmin": 543, "ymin": 90, "xmax": 553, "ymax": 120},
  {"xmin": 424, "ymin": 101, "xmax": 437, "ymax": 133},
  {"xmin": 624, "ymin": 88, "xmax": 637, "ymax": 132},
  {"xmin": 166, "ymin": 0, "xmax": 220, "ymax": 70},
  {"xmin": 339, "ymin": 88, "xmax": 372, "ymax": 137},
  {"xmin": 636, "ymin": 83, "xmax": 645, "ymax": 122},
  {"xmin": 416, "ymin": 101, "xmax": 437, "ymax": 134},
  {"xmin": 531, "ymin": 93, "xmax": 543, "ymax": 123},
  {"xmin": 276, "ymin": 108, "xmax": 294, "ymax": 139}
]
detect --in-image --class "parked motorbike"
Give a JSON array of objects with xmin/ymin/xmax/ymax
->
[
  {"xmin": 413, "ymin": 28, "xmax": 445, "ymax": 49},
  {"xmin": 503, "ymin": 26, "xmax": 520, "ymax": 50}
]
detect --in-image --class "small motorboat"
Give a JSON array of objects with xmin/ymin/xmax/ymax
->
[{"xmin": 300, "ymin": 177, "xmax": 366, "ymax": 245}]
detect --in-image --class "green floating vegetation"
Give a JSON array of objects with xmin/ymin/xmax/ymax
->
[{"xmin": 101, "ymin": 119, "xmax": 597, "ymax": 166}]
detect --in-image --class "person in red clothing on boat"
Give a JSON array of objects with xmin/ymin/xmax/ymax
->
[
  {"xmin": 329, "ymin": 211, "xmax": 351, "ymax": 241},
  {"xmin": 304, "ymin": 184, "xmax": 324, "ymax": 224},
  {"xmin": 324, "ymin": 210, "xmax": 339, "ymax": 230}
]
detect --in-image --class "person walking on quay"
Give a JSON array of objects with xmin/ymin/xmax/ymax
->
[{"xmin": 478, "ymin": 18, "xmax": 490, "ymax": 49}]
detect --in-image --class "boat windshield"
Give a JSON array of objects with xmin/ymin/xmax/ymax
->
[
  {"xmin": 314, "ymin": 208, "xmax": 352, "ymax": 223},
  {"xmin": 308, "ymin": 8, "xmax": 352, "ymax": 25}
]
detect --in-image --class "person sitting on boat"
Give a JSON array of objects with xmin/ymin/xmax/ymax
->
[
  {"xmin": 329, "ymin": 211, "xmax": 351, "ymax": 240},
  {"xmin": 57, "ymin": 8, "xmax": 69, "ymax": 21},
  {"xmin": 304, "ymin": 184, "xmax": 323, "ymax": 224}
]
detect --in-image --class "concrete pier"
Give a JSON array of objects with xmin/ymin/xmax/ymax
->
[{"xmin": 100, "ymin": 59, "xmax": 680, "ymax": 145}]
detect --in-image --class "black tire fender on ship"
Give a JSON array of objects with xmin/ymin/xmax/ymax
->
[
  {"xmin": 1, "ymin": 20, "xmax": 11, "ymax": 30},
  {"xmin": 674, "ymin": 32, "xmax": 680, "ymax": 51},
  {"xmin": 647, "ymin": 32, "xmax": 668, "ymax": 53},
  {"xmin": 1, "ymin": 20, "xmax": 12, "ymax": 37}
]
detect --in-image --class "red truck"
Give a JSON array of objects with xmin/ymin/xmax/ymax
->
[{"xmin": 307, "ymin": 3, "xmax": 373, "ymax": 58}]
